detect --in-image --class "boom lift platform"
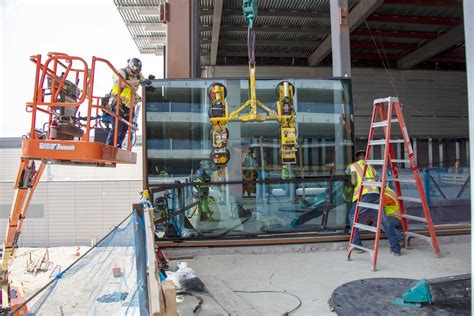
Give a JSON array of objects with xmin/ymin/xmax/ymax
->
[
  {"xmin": 208, "ymin": 0, "xmax": 298, "ymax": 167},
  {"xmin": 0, "ymin": 53, "xmax": 138, "ymax": 313}
]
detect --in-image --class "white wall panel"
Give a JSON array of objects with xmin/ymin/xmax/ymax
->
[{"xmin": 0, "ymin": 180, "xmax": 141, "ymax": 247}]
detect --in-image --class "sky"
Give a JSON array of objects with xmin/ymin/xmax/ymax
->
[{"xmin": 0, "ymin": 0, "xmax": 164, "ymax": 137}]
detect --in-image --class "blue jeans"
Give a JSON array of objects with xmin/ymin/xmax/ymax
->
[
  {"xmin": 348, "ymin": 193, "xmax": 401, "ymax": 253},
  {"xmin": 387, "ymin": 216, "xmax": 404, "ymax": 244},
  {"xmin": 106, "ymin": 104, "xmax": 132, "ymax": 148}
]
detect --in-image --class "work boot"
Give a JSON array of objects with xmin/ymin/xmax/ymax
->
[{"xmin": 391, "ymin": 250, "xmax": 402, "ymax": 256}]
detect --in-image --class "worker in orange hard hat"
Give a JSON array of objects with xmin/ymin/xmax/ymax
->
[{"xmin": 106, "ymin": 58, "xmax": 151, "ymax": 148}]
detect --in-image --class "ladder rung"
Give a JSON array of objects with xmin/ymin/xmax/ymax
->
[
  {"xmin": 386, "ymin": 177, "xmax": 416, "ymax": 184},
  {"xmin": 391, "ymin": 159, "xmax": 410, "ymax": 164},
  {"xmin": 406, "ymin": 231, "xmax": 432, "ymax": 243},
  {"xmin": 350, "ymin": 243, "xmax": 373, "ymax": 254},
  {"xmin": 390, "ymin": 139, "xmax": 405, "ymax": 143},
  {"xmin": 402, "ymin": 214, "xmax": 427, "ymax": 223},
  {"xmin": 398, "ymin": 196, "xmax": 422, "ymax": 203},
  {"xmin": 369, "ymin": 139, "xmax": 405, "ymax": 146},
  {"xmin": 371, "ymin": 119, "xmax": 399, "ymax": 128},
  {"xmin": 358, "ymin": 202, "xmax": 380, "ymax": 210},
  {"xmin": 374, "ymin": 97, "xmax": 400, "ymax": 104},
  {"xmin": 362, "ymin": 181, "xmax": 382, "ymax": 187},
  {"xmin": 366, "ymin": 160, "xmax": 384, "ymax": 165},
  {"xmin": 354, "ymin": 223, "xmax": 378, "ymax": 233}
]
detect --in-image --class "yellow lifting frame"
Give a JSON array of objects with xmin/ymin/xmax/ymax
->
[{"xmin": 208, "ymin": 62, "xmax": 298, "ymax": 166}]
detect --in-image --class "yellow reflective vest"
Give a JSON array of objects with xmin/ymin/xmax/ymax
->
[
  {"xmin": 383, "ymin": 186, "xmax": 401, "ymax": 219},
  {"xmin": 111, "ymin": 68, "xmax": 143, "ymax": 108},
  {"xmin": 351, "ymin": 160, "xmax": 378, "ymax": 202}
]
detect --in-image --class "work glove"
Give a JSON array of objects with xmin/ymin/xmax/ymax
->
[{"xmin": 139, "ymin": 78, "xmax": 152, "ymax": 85}]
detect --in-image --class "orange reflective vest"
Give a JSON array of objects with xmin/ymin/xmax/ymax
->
[
  {"xmin": 351, "ymin": 160, "xmax": 378, "ymax": 202},
  {"xmin": 383, "ymin": 186, "xmax": 401, "ymax": 219}
]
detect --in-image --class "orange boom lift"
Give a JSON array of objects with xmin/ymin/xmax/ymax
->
[{"xmin": 0, "ymin": 53, "xmax": 138, "ymax": 312}]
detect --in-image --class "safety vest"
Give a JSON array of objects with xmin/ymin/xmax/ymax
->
[
  {"xmin": 111, "ymin": 68, "xmax": 143, "ymax": 108},
  {"xmin": 383, "ymin": 186, "xmax": 401, "ymax": 219},
  {"xmin": 351, "ymin": 160, "xmax": 378, "ymax": 202},
  {"xmin": 195, "ymin": 170, "xmax": 210, "ymax": 195}
]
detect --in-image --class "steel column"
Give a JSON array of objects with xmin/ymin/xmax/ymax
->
[
  {"xmin": 463, "ymin": 0, "xmax": 474, "ymax": 273},
  {"xmin": 166, "ymin": 0, "xmax": 191, "ymax": 78},
  {"xmin": 330, "ymin": 0, "xmax": 351, "ymax": 77}
]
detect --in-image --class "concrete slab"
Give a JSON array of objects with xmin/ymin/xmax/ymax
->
[{"xmin": 167, "ymin": 236, "xmax": 471, "ymax": 315}]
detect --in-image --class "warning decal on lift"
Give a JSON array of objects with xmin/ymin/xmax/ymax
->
[{"xmin": 39, "ymin": 143, "xmax": 75, "ymax": 151}]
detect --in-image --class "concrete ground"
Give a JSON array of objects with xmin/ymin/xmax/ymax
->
[{"xmin": 165, "ymin": 235, "xmax": 471, "ymax": 315}]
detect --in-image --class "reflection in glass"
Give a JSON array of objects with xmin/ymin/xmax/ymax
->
[{"xmin": 145, "ymin": 78, "xmax": 355, "ymax": 240}]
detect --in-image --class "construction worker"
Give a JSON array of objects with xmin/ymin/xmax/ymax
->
[
  {"xmin": 383, "ymin": 185, "xmax": 405, "ymax": 247},
  {"xmin": 348, "ymin": 150, "xmax": 402, "ymax": 256},
  {"xmin": 241, "ymin": 144, "xmax": 257, "ymax": 197},
  {"xmin": 106, "ymin": 58, "xmax": 151, "ymax": 148},
  {"xmin": 194, "ymin": 161, "xmax": 215, "ymax": 221}
]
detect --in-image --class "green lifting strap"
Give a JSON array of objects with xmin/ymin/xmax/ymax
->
[{"xmin": 242, "ymin": 0, "xmax": 258, "ymax": 29}]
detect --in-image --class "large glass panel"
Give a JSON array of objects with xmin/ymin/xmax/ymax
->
[{"xmin": 145, "ymin": 78, "xmax": 354, "ymax": 240}]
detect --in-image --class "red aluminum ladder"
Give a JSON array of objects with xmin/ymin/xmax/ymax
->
[{"xmin": 347, "ymin": 97, "xmax": 441, "ymax": 271}]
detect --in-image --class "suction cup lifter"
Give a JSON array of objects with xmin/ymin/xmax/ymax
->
[{"xmin": 207, "ymin": 80, "xmax": 297, "ymax": 167}]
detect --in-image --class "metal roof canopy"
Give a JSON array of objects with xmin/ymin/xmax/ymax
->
[
  {"xmin": 114, "ymin": 0, "xmax": 465, "ymax": 70},
  {"xmin": 114, "ymin": 0, "xmax": 167, "ymax": 55}
]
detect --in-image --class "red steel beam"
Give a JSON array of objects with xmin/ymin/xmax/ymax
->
[
  {"xmin": 352, "ymin": 29, "xmax": 439, "ymax": 39},
  {"xmin": 367, "ymin": 14, "xmax": 461, "ymax": 25},
  {"xmin": 446, "ymin": 46, "xmax": 465, "ymax": 53},
  {"xmin": 351, "ymin": 41, "xmax": 418, "ymax": 50},
  {"xmin": 352, "ymin": 53, "xmax": 401, "ymax": 61},
  {"xmin": 351, "ymin": 54, "xmax": 465, "ymax": 64},
  {"xmin": 384, "ymin": 0, "xmax": 462, "ymax": 8}
]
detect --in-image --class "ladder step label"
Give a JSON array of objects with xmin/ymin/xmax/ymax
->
[
  {"xmin": 369, "ymin": 139, "xmax": 405, "ymax": 146},
  {"xmin": 358, "ymin": 202, "xmax": 380, "ymax": 210},
  {"xmin": 366, "ymin": 160, "xmax": 384, "ymax": 165},
  {"xmin": 354, "ymin": 223, "xmax": 378, "ymax": 233},
  {"xmin": 392, "ymin": 159, "xmax": 410, "ymax": 163},
  {"xmin": 362, "ymin": 181, "xmax": 382, "ymax": 187},
  {"xmin": 386, "ymin": 177, "xmax": 416, "ymax": 183},
  {"xmin": 402, "ymin": 214, "xmax": 427, "ymax": 223},
  {"xmin": 398, "ymin": 196, "xmax": 422, "ymax": 203},
  {"xmin": 371, "ymin": 119, "xmax": 399, "ymax": 128}
]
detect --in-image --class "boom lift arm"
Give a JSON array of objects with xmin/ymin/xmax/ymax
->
[{"xmin": 208, "ymin": 0, "xmax": 298, "ymax": 166}]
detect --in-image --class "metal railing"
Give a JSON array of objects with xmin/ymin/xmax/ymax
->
[{"xmin": 27, "ymin": 52, "xmax": 140, "ymax": 151}]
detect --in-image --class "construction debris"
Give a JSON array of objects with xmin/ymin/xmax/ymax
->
[{"xmin": 26, "ymin": 249, "xmax": 52, "ymax": 276}]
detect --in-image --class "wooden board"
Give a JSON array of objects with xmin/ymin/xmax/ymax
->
[
  {"xmin": 144, "ymin": 207, "xmax": 164, "ymax": 316},
  {"xmin": 200, "ymin": 276, "xmax": 259, "ymax": 316}
]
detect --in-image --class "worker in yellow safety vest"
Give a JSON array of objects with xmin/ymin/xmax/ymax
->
[
  {"xmin": 348, "ymin": 150, "xmax": 402, "ymax": 256},
  {"xmin": 383, "ymin": 185, "xmax": 405, "ymax": 247},
  {"xmin": 106, "ymin": 58, "xmax": 150, "ymax": 148}
]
